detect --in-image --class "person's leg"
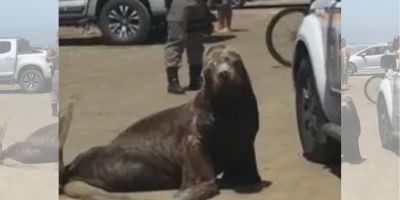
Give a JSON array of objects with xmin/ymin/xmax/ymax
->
[
  {"xmin": 341, "ymin": 61, "xmax": 347, "ymax": 89},
  {"xmin": 51, "ymin": 68, "xmax": 59, "ymax": 117},
  {"xmin": 186, "ymin": 32, "xmax": 205, "ymax": 90},
  {"xmin": 225, "ymin": 4, "xmax": 233, "ymax": 32},
  {"xmin": 217, "ymin": 7, "xmax": 225, "ymax": 31},
  {"xmin": 344, "ymin": 62, "xmax": 349, "ymax": 86},
  {"xmin": 220, "ymin": 0, "xmax": 232, "ymax": 33},
  {"xmin": 165, "ymin": 21, "xmax": 187, "ymax": 94}
]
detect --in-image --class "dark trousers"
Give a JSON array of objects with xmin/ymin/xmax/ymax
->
[
  {"xmin": 165, "ymin": 21, "xmax": 205, "ymax": 68},
  {"xmin": 51, "ymin": 68, "xmax": 59, "ymax": 117}
]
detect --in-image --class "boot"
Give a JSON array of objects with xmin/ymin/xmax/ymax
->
[
  {"xmin": 166, "ymin": 67, "xmax": 185, "ymax": 94},
  {"xmin": 188, "ymin": 65, "xmax": 203, "ymax": 90}
]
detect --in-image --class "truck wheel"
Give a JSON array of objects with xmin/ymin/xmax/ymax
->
[
  {"xmin": 377, "ymin": 96, "xmax": 394, "ymax": 149},
  {"xmin": 295, "ymin": 57, "xmax": 340, "ymax": 163},
  {"xmin": 98, "ymin": 0, "xmax": 151, "ymax": 45},
  {"xmin": 19, "ymin": 69, "xmax": 45, "ymax": 93}
]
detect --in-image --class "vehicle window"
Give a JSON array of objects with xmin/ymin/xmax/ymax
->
[
  {"xmin": 364, "ymin": 47, "xmax": 381, "ymax": 56},
  {"xmin": 377, "ymin": 46, "xmax": 388, "ymax": 54},
  {"xmin": 0, "ymin": 41, "xmax": 11, "ymax": 54},
  {"xmin": 17, "ymin": 39, "xmax": 32, "ymax": 53},
  {"xmin": 363, "ymin": 48, "xmax": 374, "ymax": 56}
]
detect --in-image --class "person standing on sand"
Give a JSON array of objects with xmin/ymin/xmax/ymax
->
[
  {"xmin": 217, "ymin": 0, "xmax": 233, "ymax": 33},
  {"xmin": 164, "ymin": 0, "xmax": 210, "ymax": 95},
  {"xmin": 341, "ymin": 38, "xmax": 350, "ymax": 90},
  {"xmin": 47, "ymin": 32, "xmax": 59, "ymax": 117}
]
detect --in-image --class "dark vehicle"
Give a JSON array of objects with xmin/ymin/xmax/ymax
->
[{"xmin": 59, "ymin": 0, "xmax": 168, "ymax": 44}]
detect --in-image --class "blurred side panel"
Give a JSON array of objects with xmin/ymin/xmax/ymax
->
[
  {"xmin": 342, "ymin": 0, "xmax": 400, "ymax": 199},
  {"xmin": 0, "ymin": 1, "xmax": 59, "ymax": 200}
]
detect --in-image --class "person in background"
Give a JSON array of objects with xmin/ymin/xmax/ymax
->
[
  {"xmin": 385, "ymin": 36, "xmax": 400, "ymax": 69},
  {"xmin": 217, "ymin": 0, "xmax": 233, "ymax": 33},
  {"xmin": 394, "ymin": 36, "xmax": 400, "ymax": 69},
  {"xmin": 164, "ymin": 0, "xmax": 210, "ymax": 94},
  {"xmin": 341, "ymin": 38, "xmax": 350, "ymax": 90},
  {"xmin": 47, "ymin": 32, "xmax": 59, "ymax": 117}
]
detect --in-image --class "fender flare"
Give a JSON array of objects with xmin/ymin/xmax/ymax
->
[
  {"xmin": 294, "ymin": 15, "xmax": 326, "ymax": 108},
  {"xmin": 378, "ymin": 78, "xmax": 393, "ymax": 122},
  {"xmin": 88, "ymin": 0, "xmax": 163, "ymax": 18},
  {"xmin": 347, "ymin": 62, "xmax": 357, "ymax": 72},
  {"xmin": 16, "ymin": 65, "xmax": 45, "ymax": 80}
]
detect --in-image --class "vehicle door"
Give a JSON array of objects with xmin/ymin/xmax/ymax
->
[
  {"xmin": 0, "ymin": 40, "xmax": 16, "ymax": 79},
  {"xmin": 59, "ymin": 0, "xmax": 89, "ymax": 20},
  {"xmin": 361, "ymin": 46, "xmax": 383, "ymax": 68}
]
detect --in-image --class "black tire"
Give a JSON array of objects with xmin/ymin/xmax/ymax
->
[
  {"xmin": 18, "ymin": 69, "xmax": 46, "ymax": 93},
  {"xmin": 377, "ymin": 96, "xmax": 394, "ymax": 149},
  {"xmin": 295, "ymin": 57, "xmax": 340, "ymax": 163},
  {"xmin": 347, "ymin": 63, "xmax": 356, "ymax": 76},
  {"xmin": 363, "ymin": 75, "xmax": 384, "ymax": 104},
  {"xmin": 98, "ymin": 0, "xmax": 151, "ymax": 45},
  {"xmin": 231, "ymin": 0, "xmax": 246, "ymax": 8},
  {"xmin": 266, "ymin": 7, "xmax": 307, "ymax": 67}
]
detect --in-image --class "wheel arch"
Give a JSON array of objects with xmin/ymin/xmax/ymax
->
[
  {"xmin": 292, "ymin": 41, "xmax": 309, "ymax": 86},
  {"xmin": 17, "ymin": 65, "xmax": 44, "ymax": 80},
  {"xmin": 293, "ymin": 15, "xmax": 327, "ymax": 107},
  {"xmin": 378, "ymin": 79, "xmax": 394, "ymax": 122},
  {"xmin": 348, "ymin": 62, "xmax": 357, "ymax": 72},
  {"xmin": 95, "ymin": 0, "xmax": 153, "ymax": 19}
]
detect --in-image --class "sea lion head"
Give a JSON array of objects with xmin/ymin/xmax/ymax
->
[{"xmin": 202, "ymin": 45, "xmax": 250, "ymax": 96}]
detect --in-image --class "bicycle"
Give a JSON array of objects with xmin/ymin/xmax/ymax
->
[
  {"xmin": 364, "ymin": 54, "xmax": 398, "ymax": 103},
  {"xmin": 265, "ymin": 6, "xmax": 308, "ymax": 67},
  {"xmin": 364, "ymin": 74, "xmax": 385, "ymax": 104}
]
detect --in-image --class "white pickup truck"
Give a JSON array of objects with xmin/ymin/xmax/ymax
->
[
  {"xmin": 0, "ymin": 38, "xmax": 52, "ymax": 93},
  {"xmin": 292, "ymin": 0, "xmax": 341, "ymax": 163},
  {"xmin": 377, "ymin": 55, "xmax": 399, "ymax": 151}
]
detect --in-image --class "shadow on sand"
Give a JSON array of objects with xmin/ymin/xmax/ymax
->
[
  {"xmin": 231, "ymin": 180, "xmax": 272, "ymax": 194},
  {"xmin": 236, "ymin": 3, "xmax": 308, "ymax": 10},
  {"xmin": 60, "ymin": 30, "xmax": 236, "ymax": 47}
]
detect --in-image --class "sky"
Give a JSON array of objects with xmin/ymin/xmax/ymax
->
[
  {"xmin": 342, "ymin": 0, "xmax": 399, "ymax": 45},
  {"xmin": 0, "ymin": 0, "xmax": 58, "ymax": 47}
]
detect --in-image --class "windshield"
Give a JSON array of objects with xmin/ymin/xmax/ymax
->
[
  {"xmin": 348, "ymin": 46, "xmax": 368, "ymax": 55},
  {"xmin": 17, "ymin": 39, "xmax": 32, "ymax": 53}
]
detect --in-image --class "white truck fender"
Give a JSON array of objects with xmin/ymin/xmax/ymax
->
[
  {"xmin": 379, "ymin": 78, "xmax": 393, "ymax": 121},
  {"xmin": 296, "ymin": 14, "xmax": 326, "ymax": 106},
  {"xmin": 15, "ymin": 57, "xmax": 52, "ymax": 79}
]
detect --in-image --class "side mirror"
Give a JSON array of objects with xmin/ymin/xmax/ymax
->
[{"xmin": 360, "ymin": 52, "xmax": 366, "ymax": 57}]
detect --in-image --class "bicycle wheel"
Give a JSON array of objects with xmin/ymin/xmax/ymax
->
[
  {"xmin": 364, "ymin": 75, "xmax": 384, "ymax": 104},
  {"xmin": 266, "ymin": 7, "xmax": 308, "ymax": 67}
]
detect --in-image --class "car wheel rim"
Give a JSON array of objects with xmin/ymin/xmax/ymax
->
[
  {"xmin": 23, "ymin": 73, "xmax": 40, "ymax": 91},
  {"xmin": 107, "ymin": 4, "xmax": 140, "ymax": 39},
  {"xmin": 301, "ymin": 76, "xmax": 318, "ymax": 152}
]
